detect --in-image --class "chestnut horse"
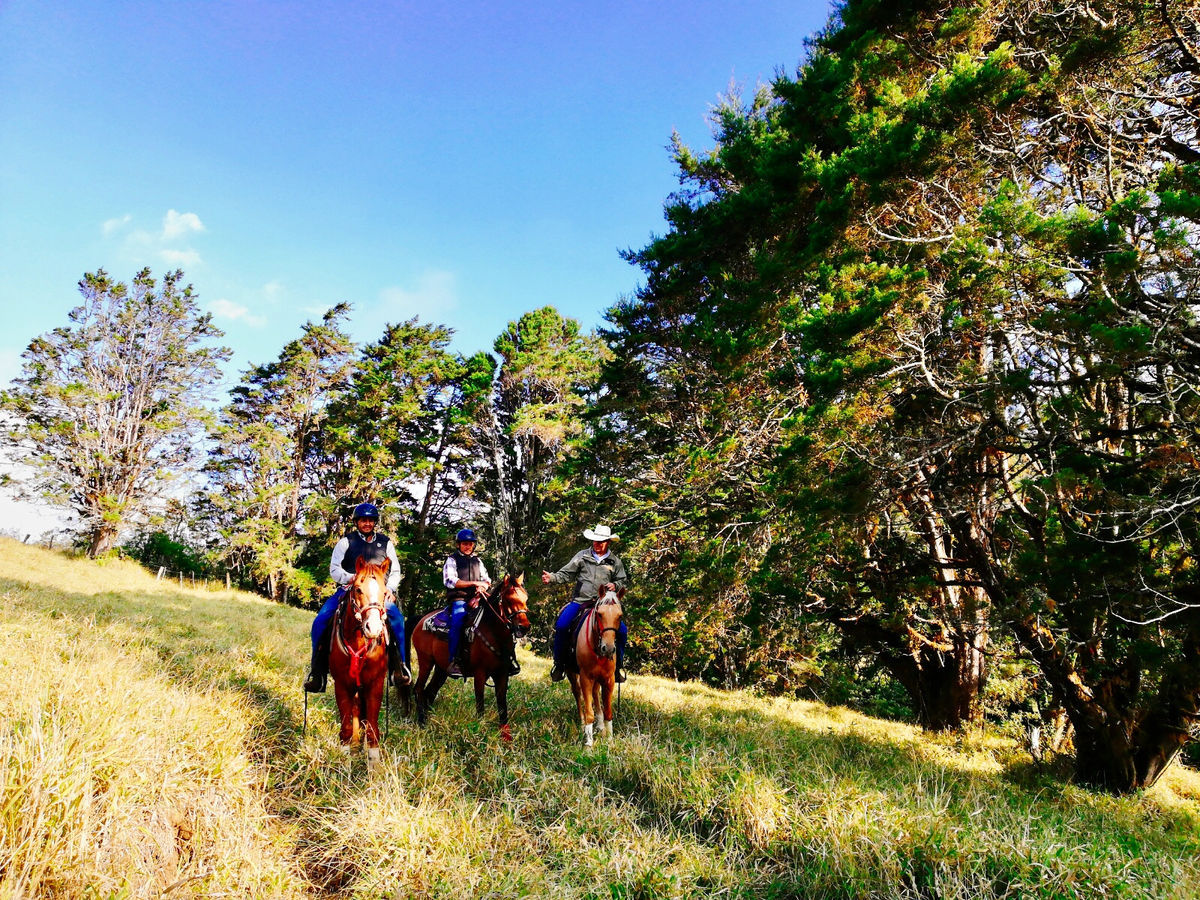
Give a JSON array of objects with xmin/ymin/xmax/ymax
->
[
  {"xmin": 328, "ymin": 558, "xmax": 390, "ymax": 765},
  {"xmin": 410, "ymin": 573, "xmax": 531, "ymax": 741},
  {"xmin": 567, "ymin": 583, "xmax": 625, "ymax": 747}
]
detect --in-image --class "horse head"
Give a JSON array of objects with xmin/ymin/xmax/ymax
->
[
  {"xmin": 594, "ymin": 583, "xmax": 625, "ymax": 659},
  {"xmin": 349, "ymin": 557, "xmax": 388, "ymax": 640},
  {"xmin": 497, "ymin": 572, "xmax": 531, "ymax": 639}
]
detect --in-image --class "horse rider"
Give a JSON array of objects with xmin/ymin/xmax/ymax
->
[
  {"xmin": 443, "ymin": 528, "xmax": 491, "ymax": 676},
  {"xmin": 304, "ymin": 502, "xmax": 411, "ymax": 693},
  {"xmin": 542, "ymin": 524, "xmax": 628, "ymax": 683}
]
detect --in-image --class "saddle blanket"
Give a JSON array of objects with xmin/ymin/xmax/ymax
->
[{"xmin": 421, "ymin": 605, "xmax": 483, "ymax": 642}]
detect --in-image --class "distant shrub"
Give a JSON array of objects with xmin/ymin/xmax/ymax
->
[{"xmin": 125, "ymin": 530, "xmax": 209, "ymax": 576}]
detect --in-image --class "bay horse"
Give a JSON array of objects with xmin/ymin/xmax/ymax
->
[
  {"xmin": 410, "ymin": 573, "xmax": 531, "ymax": 742},
  {"xmin": 567, "ymin": 583, "xmax": 625, "ymax": 747},
  {"xmin": 328, "ymin": 557, "xmax": 390, "ymax": 765}
]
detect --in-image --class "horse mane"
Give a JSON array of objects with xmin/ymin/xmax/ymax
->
[{"xmin": 354, "ymin": 559, "xmax": 389, "ymax": 580}]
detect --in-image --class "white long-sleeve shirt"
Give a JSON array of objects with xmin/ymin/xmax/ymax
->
[
  {"xmin": 330, "ymin": 534, "xmax": 401, "ymax": 592},
  {"xmin": 443, "ymin": 554, "xmax": 491, "ymax": 590}
]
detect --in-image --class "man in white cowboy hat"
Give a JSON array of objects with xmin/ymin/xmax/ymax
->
[{"xmin": 542, "ymin": 524, "xmax": 629, "ymax": 683}]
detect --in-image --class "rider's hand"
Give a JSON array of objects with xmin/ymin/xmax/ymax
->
[{"xmin": 541, "ymin": 571, "xmax": 552, "ymax": 584}]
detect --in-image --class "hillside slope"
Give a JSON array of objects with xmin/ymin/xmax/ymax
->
[{"xmin": 0, "ymin": 537, "xmax": 1197, "ymax": 899}]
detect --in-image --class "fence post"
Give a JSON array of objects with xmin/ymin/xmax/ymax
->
[
  {"xmin": 157, "ymin": 566, "xmax": 166, "ymax": 581},
  {"xmin": 179, "ymin": 572, "xmax": 183, "ymax": 587},
  {"xmin": 226, "ymin": 572, "xmax": 231, "ymax": 591}
]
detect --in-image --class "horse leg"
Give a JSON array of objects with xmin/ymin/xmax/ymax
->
[
  {"xmin": 363, "ymin": 677, "xmax": 384, "ymax": 766},
  {"xmin": 473, "ymin": 670, "xmax": 488, "ymax": 718},
  {"xmin": 333, "ymin": 679, "xmax": 356, "ymax": 745},
  {"xmin": 599, "ymin": 676, "xmax": 613, "ymax": 739},
  {"xmin": 578, "ymin": 673, "xmax": 595, "ymax": 747},
  {"xmin": 493, "ymin": 674, "xmax": 512, "ymax": 743},
  {"xmin": 420, "ymin": 666, "xmax": 448, "ymax": 725},
  {"xmin": 567, "ymin": 673, "xmax": 584, "ymax": 744}
]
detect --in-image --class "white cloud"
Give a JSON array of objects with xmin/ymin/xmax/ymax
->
[
  {"xmin": 161, "ymin": 248, "xmax": 202, "ymax": 268},
  {"xmin": 378, "ymin": 270, "xmax": 459, "ymax": 319},
  {"xmin": 261, "ymin": 280, "xmax": 285, "ymax": 302},
  {"xmin": 209, "ymin": 298, "xmax": 267, "ymax": 327},
  {"xmin": 101, "ymin": 209, "xmax": 207, "ymax": 272},
  {"xmin": 161, "ymin": 209, "xmax": 205, "ymax": 240},
  {"xmin": 101, "ymin": 214, "xmax": 132, "ymax": 236}
]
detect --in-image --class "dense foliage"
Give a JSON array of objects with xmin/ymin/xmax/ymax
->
[{"xmin": 587, "ymin": 0, "xmax": 1200, "ymax": 789}]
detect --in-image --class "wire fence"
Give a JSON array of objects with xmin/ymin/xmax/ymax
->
[{"xmin": 16, "ymin": 532, "xmax": 235, "ymax": 593}]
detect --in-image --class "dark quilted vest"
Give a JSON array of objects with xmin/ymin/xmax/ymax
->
[
  {"xmin": 446, "ymin": 550, "xmax": 483, "ymax": 600},
  {"xmin": 342, "ymin": 531, "xmax": 391, "ymax": 574}
]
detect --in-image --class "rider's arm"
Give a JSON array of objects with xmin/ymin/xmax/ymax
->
[
  {"xmin": 385, "ymin": 542, "xmax": 402, "ymax": 593},
  {"xmin": 329, "ymin": 537, "xmax": 353, "ymax": 586},
  {"xmin": 546, "ymin": 551, "xmax": 584, "ymax": 585},
  {"xmin": 443, "ymin": 556, "xmax": 459, "ymax": 590}
]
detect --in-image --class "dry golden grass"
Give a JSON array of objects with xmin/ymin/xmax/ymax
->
[{"xmin": 1, "ymin": 536, "xmax": 1197, "ymax": 899}]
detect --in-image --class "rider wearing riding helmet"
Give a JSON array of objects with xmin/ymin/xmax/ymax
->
[
  {"xmin": 542, "ymin": 524, "xmax": 629, "ymax": 683},
  {"xmin": 443, "ymin": 527, "xmax": 490, "ymax": 676},
  {"xmin": 304, "ymin": 502, "xmax": 411, "ymax": 693}
]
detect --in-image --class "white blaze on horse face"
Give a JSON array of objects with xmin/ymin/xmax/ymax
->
[{"xmin": 361, "ymin": 607, "xmax": 384, "ymax": 640}]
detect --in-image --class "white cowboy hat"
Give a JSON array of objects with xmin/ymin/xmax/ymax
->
[{"xmin": 583, "ymin": 525, "xmax": 618, "ymax": 542}]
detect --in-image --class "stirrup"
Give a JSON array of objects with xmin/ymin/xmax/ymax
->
[
  {"xmin": 304, "ymin": 671, "xmax": 326, "ymax": 693},
  {"xmin": 614, "ymin": 668, "xmax": 627, "ymax": 684},
  {"xmin": 390, "ymin": 662, "xmax": 412, "ymax": 687},
  {"xmin": 550, "ymin": 664, "xmax": 565, "ymax": 682},
  {"xmin": 507, "ymin": 656, "xmax": 521, "ymax": 677}
]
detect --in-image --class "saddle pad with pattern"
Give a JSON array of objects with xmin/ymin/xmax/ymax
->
[{"xmin": 421, "ymin": 605, "xmax": 483, "ymax": 643}]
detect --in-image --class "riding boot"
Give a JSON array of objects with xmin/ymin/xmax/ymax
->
[
  {"xmin": 387, "ymin": 632, "xmax": 411, "ymax": 687},
  {"xmin": 304, "ymin": 625, "xmax": 332, "ymax": 693},
  {"xmin": 549, "ymin": 625, "xmax": 566, "ymax": 681}
]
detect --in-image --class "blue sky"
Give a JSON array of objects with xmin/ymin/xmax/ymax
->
[{"xmin": 0, "ymin": 0, "xmax": 833, "ymax": 392}]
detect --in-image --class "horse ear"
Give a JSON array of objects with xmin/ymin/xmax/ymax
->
[
  {"xmin": 617, "ymin": 586, "xmax": 626, "ymax": 599},
  {"xmin": 515, "ymin": 572, "xmax": 525, "ymax": 586},
  {"xmin": 355, "ymin": 556, "xmax": 366, "ymax": 573}
]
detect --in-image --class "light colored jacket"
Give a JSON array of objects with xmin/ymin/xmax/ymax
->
[{"xmin": 547, "ymin": 549, "xmax": 628, "ymax": 602}]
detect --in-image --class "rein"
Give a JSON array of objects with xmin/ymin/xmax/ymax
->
[
  {"xmin": 471, "ymin": 582, "xmax": 527, "ymax": 670},
  {"xmin": 588, "ymin": 596, "xmax": 623, "ymax": 656}
]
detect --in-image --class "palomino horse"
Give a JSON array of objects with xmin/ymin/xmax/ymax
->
[
  {"xmin": 567, "ymin": 583, "xmax": 625, "ymax": 747},
  {"xmin": 410, "ymin": 573, "xmax": 531, "ymax": 742},
  {"xmin": 328, "ymin": 558, "xmax": 390, "ymax": 765}
]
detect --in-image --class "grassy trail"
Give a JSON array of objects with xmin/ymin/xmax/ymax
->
[{"xmin": 0, "ymin": 537, "xmax": 1197, "ymax": 899}]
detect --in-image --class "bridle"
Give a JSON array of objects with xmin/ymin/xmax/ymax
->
[
  {"xmin": 587, "ymin": 589, "xmax": 623, "ymax": 655},
  {"xmin": 335, "ymin": 570, "xmax": 387, "ymax": 684},
  {"xmin": 472, "ymin": 577, "xmax": 531, "ymax": 660}
]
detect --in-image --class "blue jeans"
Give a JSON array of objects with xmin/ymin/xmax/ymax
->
[
  {"xmin": 553, "ymin": 601, "xmax": 626, "ymax": 669},
  {"xmin": 447, "ymin": 599, "xmax": 467, "ymax": 662},
  {"xmin": 312, "ymin": 587, "xmax": 407, "ymax": 661}
]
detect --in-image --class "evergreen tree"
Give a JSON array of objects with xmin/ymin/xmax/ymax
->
[{"xmin": 204, "ymin": 304, "xmax": 355, "ymax": 603}]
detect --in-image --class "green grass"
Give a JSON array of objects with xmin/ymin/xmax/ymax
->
[{"xmin": 1, "ymin": 536, "xmax": 1197, "ymax": 898}]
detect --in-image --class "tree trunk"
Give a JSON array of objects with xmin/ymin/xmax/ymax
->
[
  {"xmin": 834, "ymin": 610, "xmax": 987, "ymax": 731},
  {"xmin": 893, "ymin": 635, "xmax": 987, "ymax": 731},
  {"xmin": 87, "ymin": 524, "xmax": 119, "ymax": 558}
]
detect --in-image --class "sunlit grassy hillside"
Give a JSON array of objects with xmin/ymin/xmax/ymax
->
[{"xmin": 1, "ymin": 537, "xmax": 1198, "ymax": 899}]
